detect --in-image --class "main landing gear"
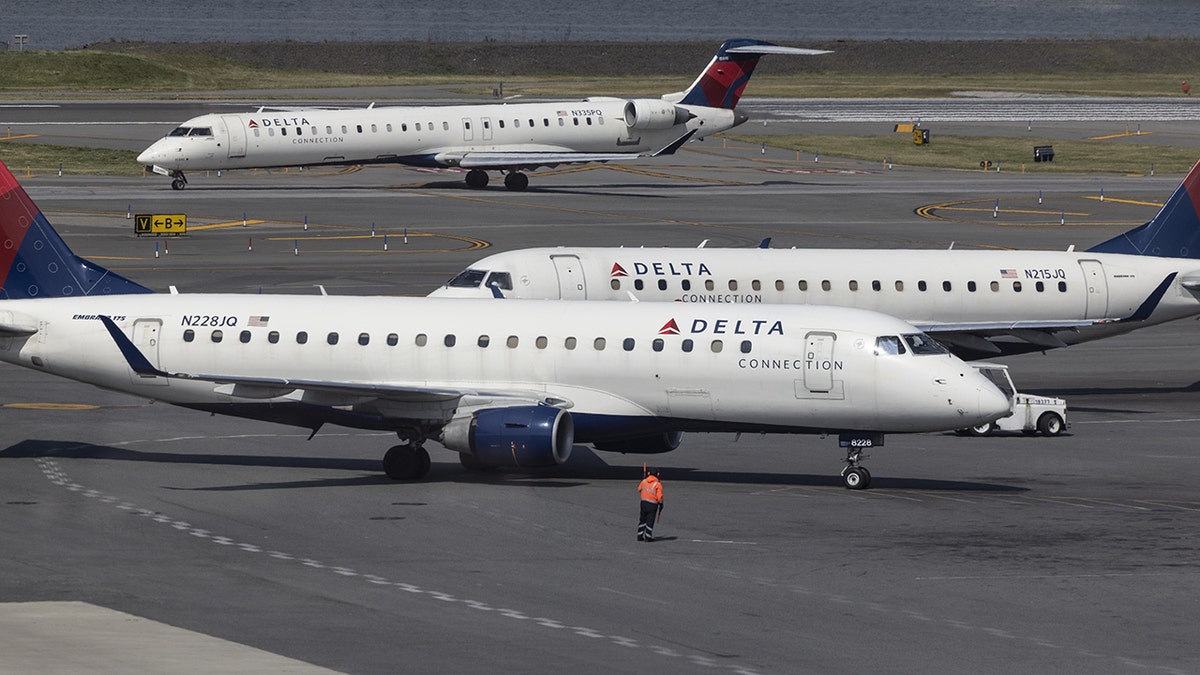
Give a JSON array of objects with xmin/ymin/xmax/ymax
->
[
  {"xmin": 841, "ymin": 447, "xmax": 872, "ymax": 490},
  {"xmin": 463, "ymin": 169, "xmax": 530, "ymax": 191},
  {"xmin": 170, "ymin": 170, "xmax": 188, "ymax": 191},
  {"xmin": 382, "ymin": 437, "xmax": 431, "ymax": 480}
]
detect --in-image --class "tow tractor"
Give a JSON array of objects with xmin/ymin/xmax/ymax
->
[{"xmin": 957, "ymin": 363, "xmax": 1068, "ymax": 437}]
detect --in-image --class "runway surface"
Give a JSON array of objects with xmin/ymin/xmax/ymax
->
[{"xmin": 1, "ymin": 101, "xmax": 1199, "ymax": 674}]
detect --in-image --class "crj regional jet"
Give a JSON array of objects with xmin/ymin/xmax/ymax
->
[
  {"xmin": 432, "ymin": 161, "xmax": 1200, "ymax": 360},
  {"xmin": 0, "ymin": 162, "xmax": 1006, "ymax": 489},
  {"xmin": 136, "ymin": 39, "xmax": 826, "ymax": 191}
]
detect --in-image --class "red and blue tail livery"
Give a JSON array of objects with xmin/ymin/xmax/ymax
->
[
  {"xmin": 1088, "ymin": 158, "xmax": 1200, "ymax": 259},
  {"xmin": 0, "ymin": 161, "xmax": 151, "ymax": 299},
  {"xmin": 675, "ymin": 39, "xmax": 831, "ymax": 110}
]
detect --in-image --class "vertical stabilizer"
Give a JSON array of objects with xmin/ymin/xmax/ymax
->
[
  {"xmin": 1087, "ymin": 159, "xmax": 1200, "ymax": 258},
  {"xmin": 672, "ymin": 39, "xmax": 830, "ymax": 110},
  {"xmin": 0, "ymin": 161, "xmax": 152, "ymax": 299}
]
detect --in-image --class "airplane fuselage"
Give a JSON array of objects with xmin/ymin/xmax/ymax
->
[{"xmin": 430, "ymin": 247, "xmax": 1200, "ymax": 356}]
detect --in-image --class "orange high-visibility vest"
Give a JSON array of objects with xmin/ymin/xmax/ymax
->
[{"xmin": 638, "ymin": 475, "xmax": 663, "ymax": 503}]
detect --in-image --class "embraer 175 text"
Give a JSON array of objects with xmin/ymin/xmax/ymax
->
[
  {"xmin": 432, "ymin": 161, "xmax": 1200, "ymax": 359},
  {"xmin": 136, "ymin": 39, "xmax": 826, "ymax": 191},
  {"xmin": 0, "ymin": 162, "xmax": 1006, "ymax": 489}
]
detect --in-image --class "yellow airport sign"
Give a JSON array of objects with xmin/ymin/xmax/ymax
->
[{"xmin": 135, "ymin": 213, "xmax": 187, "ymax": 236}]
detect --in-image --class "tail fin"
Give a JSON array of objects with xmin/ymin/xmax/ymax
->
[
  {"xmin": 0, "ymin": 161, "xmax": 152, "ymax": 299},
  {"xmin": 1088, "ymin": 159, "xmax": 1200, "ymax": 258},
  {"xmin": 671, "ymin": 39, "xmax": 830, "ymax": 110}
]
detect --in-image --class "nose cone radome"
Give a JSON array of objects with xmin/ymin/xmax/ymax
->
[
  {"xmin": 976, "ymin": 379, "xmax": 1012, "ymax": 424},
  {"xmin": 136, "ymin": 146, "xmax": 156, "ymax": 165}
]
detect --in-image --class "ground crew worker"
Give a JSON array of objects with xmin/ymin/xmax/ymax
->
[{"xmin": 637, "ymin": 467, "xmax": 664, "ymax": 542}]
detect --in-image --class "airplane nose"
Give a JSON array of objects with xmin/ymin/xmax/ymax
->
[
  {"xmin": 977, "ymin": 379, "xmax": 1011, "ymax": 422},
  {"xmin": 136, "ymin": 148, "xmax": 153, "ymax": 165}
]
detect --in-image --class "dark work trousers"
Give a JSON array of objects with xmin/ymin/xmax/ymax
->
[{"xmin": 638, "ymin": 500, "xmax": 659, "ymax": 540}]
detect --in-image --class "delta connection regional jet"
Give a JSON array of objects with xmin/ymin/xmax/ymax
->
[
  {"xmin": 0, "ymin": 161, "xmax": 1007, "ymax": 489},
  {"xmin": 136, "ymin": 39, "xmax": 827, "ymax": 191},
  {"xmin": 432, "ymin": 160, "xmax": 1200, "ymax": 361}
]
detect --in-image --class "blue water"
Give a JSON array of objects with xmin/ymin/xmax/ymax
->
[{"xmin": 6, "ymin": 0, "xmax": 1200, "ymax": 50}]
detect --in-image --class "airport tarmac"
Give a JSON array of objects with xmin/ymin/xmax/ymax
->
[{"xmin": 1, "ymin": 106, "xmax": 1199, "ymax": 674}]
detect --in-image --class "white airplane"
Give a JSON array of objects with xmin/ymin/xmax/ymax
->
[
  {"xmin": 431, "ymin": 160, "xmax": 1200, "ymax": 359},
  {"xmin": 0, "ymin": 162, "xmax": 1006, "ymax": 489},
  {"xmin": 136, "ymin": 39, "xmax": 827, "ymax": 191}
]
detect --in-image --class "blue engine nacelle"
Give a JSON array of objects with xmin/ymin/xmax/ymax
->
[{"xmin": 441, "ymin": 405, "xmax": 574, "ymax": 467}]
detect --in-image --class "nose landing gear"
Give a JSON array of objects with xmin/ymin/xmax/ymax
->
[{"xmin": 170, "ymin": 170, "xmax": 188, "ymax": 191}]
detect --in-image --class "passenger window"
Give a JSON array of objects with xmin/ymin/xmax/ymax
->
[
  {"xmin": 775, "ymin": 280, "xmax": 784, "ymax": 291},
  {"xmin": 968, "ymin": 281, "xmax": 977, "ymax": 292},
  {"xmin": 536, "ymin": 336, "xmax": 548, "ymax": 349},
  {"xmin": 594, "ymin": 337, "xmax": 606, "ymax": 350},
  {"xmin": 682, "ymin": 339, "xmax": 694, "ymax": 353},
  {"xmin": 1036, "ymin": 281, "xmax": 1045, "ymax": 292},
  {"xmin": 268, "ymin": 331, "xmax": 279, "ymax": 344},
  {"xmin": 573, "ymin": 118, "xmax": 579, "ymax": 126},
  {"xmin": 559, "ymin": 118, "xmax": 565, "ymax": 126},
  {"xmin": 327, "ymin": 332, "xmax": 339, "ymax": 345},
  {"xmin": 740, "ymin": 340, "xmax": 752, "ymax": 354},
  {"xmin": 657, "ymin": 279, "xmax": 667, "ymax": 291},
  {"xmin": 402, "ymin": 123, "xmax": 408, "ymax": 132},
  {"xmin": 310, "ymin": 126, "xmax": 317, "ymax": 135},
  {"xmin": 918, "ymin": 280, "xmax": 928, "ymax": 291},
  {"xmin": 295, "ymin": 127, "xmax": 301, "ymax": 136},
  {"xmin": 634, "ymin": 279, "xmax": 644, "ymax": 290},
  {"xmin": 477, "ymin": 335, "xmax": 490, "ymax": 347},
  {"xmin": 443, "ymin": 121, "xmax": 449, "ymax": 131},
  {"xmin": 652, "ymin": 338, "xmax": 664, "ymax": 352},
  {"xmin": 710, "ymin": 340, "xmax": 723, "ymax": 353},
  {"xmin": 752, "ymin": 280, "xmax": 761, "ymax": 291},
  {"xmin": 1058, "ymin": 281, "xmax": 1067, "ymax": 292},
  {"xmin": 358, "ymin": 333, "xmax": 370, "ymax": 346},
  {"xmin": 212, "ymin": 330, "xmax": 223, "ymax": 343},
  {"xmin": 415, "ymin": 333, "xmax": 427, "ymax": 347},
  {"xmin": 849, "ymin": 280, "xmax": 859, "ymax": 291},
  {"xmin": 183, "ymin": 329, "xmax": 194, "ymax": 342},
  {"xmin": 387, "ymin": 333, "xmax": 398, "ymax": 346},
  {"xmin": 386, "ymin": 124, "xmax": 392, "ymax": 132},
  {"xmin": 341, "ymin": 125, "xmax": 348, "ymax": 134},
  {"xmin": 499, "ymin": 120, "xmax": 505, "ymax": 129},
  {"xmin": 821, "ymin": 280, "xmax": 831, "ymax": 291},
  {"xmin": 729, "ymin": 280, "xmax": 738, "ymax": 291},
  {"xmin": 296, "ymin": 331, "xmax": 308, "ymax": 344},
  {"xmin": 871, "ymin": 280, "xmax": 881, "ymax": 291},
  {"xmin": 528, "ymin": 119, "xmax": 534, "ymax": 127},
  {"xmin": 415, "ymin": 123, "xmax": 422, "ymax": 131},
  {"xmin": 543, "ymin": 119, "xmax": 550, "ymax": 126},
  {"xmin": 705, "ymin": 280, "xmax": 715, "ymax": 291},
  {"xmin": 991, "ymin": 281, "xmax": 1000, "ymax": 292},
  {"xmin": 507, "ymin": 336, "xmax": 519, "ymax": 348},
  {"xmin": 598, "ymin": 117, "xmax": 604, "ymax": 125},
  {"xmin": 356, "ymin": 125, "xmax": 363, "ymax": 133},
  {"xmin": 281, "ymin": 128, "xmax": 287, "ymax": 136},
  {"xmin": 240, "ymin": 330, "xmax": 251, "ymax": 343},
  {"xmin": 942, "ymin": 281, "xmax": 952, "ymax": 292},
  {"xmin": 1013, "ymin": 281, "xmax": 1022, "ymax": 292},
  {"xmin": 623, "ymin": 338, "xmax": 635, "ymax": 351},
  {"xmin": 444, "ymin": 334, "xmax": 456, "ymax": 347},
  {"xmin": 610, "ymin": 278, "xmax": 621, "ymax": 290},
  {"xmin": 326, "ymin": 126, "xmax": 333, "ymax": 134},
  {"xmin": 799, "ymin": 280, "xmax": 808, "ymax": 291},
  {"xmin": 253, "ymin": 128, "xmax": 261, "ymax": 137},
  {"xmin": 895, "ymin": 280, "xmax": 904, "ymax": 291},
  {"xmin": 371, "ymin": 124, "xmax": 377, "ymax": 133},
  {"xmin": 682, "ymin": 279, "xmax": 691, "ymax": 291},
  {"xmin": 268, "ymin": 128, "xmax": 275, "ymax": 137},
  {"xmin": 565, "ymin": 337, "xmax": 577, "ymax": 350}
]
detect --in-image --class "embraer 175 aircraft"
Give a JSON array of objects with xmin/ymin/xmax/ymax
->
[
  {"xmin": 0, "ymin": 162, "xmax": 1005, "ymax": 489},
  {"xmin": 136, "ymin": 39, "xmax": 826, "ymax": 191},
  {"xmin": 432, "ymin": 161, "xmax": 1200, "ymax": 359}
]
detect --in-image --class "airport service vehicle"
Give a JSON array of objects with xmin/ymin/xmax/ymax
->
[
  {"xmin": 136, "ymin": 39, "xmax": 827, "ymax": 191},
  {"xmin": 431, "ymin": 159, "xmax": 1200, "ymax": 360},
  {"xmin": 0, "ymin": 161, "xmax": 1007, "ymax": 489},
  {"xmin": 959, "ymin": 363, "xmax": 1067, "ymax": 437}
]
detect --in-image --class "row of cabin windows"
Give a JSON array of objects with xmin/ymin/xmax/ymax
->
[
  {"xmin": 616, "ymin": 277, "xmax": 1069, "ymax": 294},
  {"xmin": 181, "ymin": 329, "xmax": 750, "ymax": 354},
  {"xmin": 251, "ymin": 116, "xmax": 604, "ymax": 138}
]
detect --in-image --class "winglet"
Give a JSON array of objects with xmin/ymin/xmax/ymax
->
[
  {"xmin": 98, "ymin": 315, "xmax": 170, "ymax": 377},
  {"xmin": 650, "ymin": 129, "xmax": 697, "ymax": 157},
  {"xmin": 758, "ymin": 237, "xmax": 772, "ymax": 249},
  {"xmin": 1087, "ymin": 159, "xmax": 1200, "ymax": 258}
]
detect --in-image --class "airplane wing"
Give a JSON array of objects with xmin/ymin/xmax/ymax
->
[
  {"xmin": 916, "ymin": 320, "xmax": 1099, "ymax": 355},
  {"xmin": 445, "ymin": 129, "xmax": 698, "ymax": 171}
]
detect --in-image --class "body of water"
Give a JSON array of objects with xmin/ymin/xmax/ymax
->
[{"xmin": 6, "ymin": 0, "xmax": 1200, "ymax": 51}]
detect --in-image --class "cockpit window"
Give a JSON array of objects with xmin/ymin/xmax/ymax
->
[
  {"xmin": 902, "ymin": 333, "xmax": 950, "ymax": 355},
  {"xmin": 447, "ymin": 269, "xmax": 487, "ymax": 288},
  {"xmin": 485, "ymin": 271, "xmax": 513, "ymax": 291},
  {"xmin": 167, "ymin": 127, "xmax": 191, "ymax": 137},
  {"xmin": 874, "ymin": 336, "xmax": 906, "ymax": 356},
  {"xmin": 188, "ymin": 127, "xmax": 213, "ymax": 136}
]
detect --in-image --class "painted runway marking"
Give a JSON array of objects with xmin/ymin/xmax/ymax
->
[{"xmin": 30, "ymin": 455, "xmax": 763, "ymax": 675}]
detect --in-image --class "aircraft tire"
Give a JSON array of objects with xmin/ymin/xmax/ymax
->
[
  {"xmin": 968, "ymin": 421, "xmax": 994, "ymax": 437},
  {"xmin": 504, "ymin": 172, "xmax": 529, "ymax": 191},
  {"xmin": 465, "ymin": 170, "xmax": 489, "ymax": 189},
  {"xmin": 842, "ymin": 466, "xmax": 871, "ymax": 490},
  {"xmin": 383, "ymin": 444, "xmax": 429, "ymax": 480},
  {"xmin": 1037, "ymin": 412, "xmax": 1065, "ymax": 436},
  {"xmin": 171, "ymin": 178, "xmax": 186, "ymax": 191}
]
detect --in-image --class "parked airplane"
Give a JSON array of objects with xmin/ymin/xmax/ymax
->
[
  {"xmin": 136, "ymin": 39, "xmax": 827, "ymax": 191},
  {"xmin": 431, "ymin": 161, "xmax": 1200, "ymax": 359},
  {"xmin": 0, "ymin": 162, "xmax": 1005, "ymax": 489}
]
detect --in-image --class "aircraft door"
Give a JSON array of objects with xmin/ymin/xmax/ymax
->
[
  {"xmin": 222, "ymin": 116, "xmax": 247, "ymax": 158},
  {"xmin": 129, "ymin": 319, "xmax": 168, "ymax": 386},
  {"xmin": 462, "ymin": 118, "xmax": 474, "ymax": 142},
  {"xmin": 481, "ymin": 117, "xmax": 493, "ymax": 141},
  {"xmin": 1078, "ymin": 259, "xmax": 1109, "ymax": 319},
  {"xmin": 551, "ymin": 255, "xmax": 587, "ymax": 299},
  {"xmin": 802, "ymin": 332, "xmax": 836, "ymax": 393}
]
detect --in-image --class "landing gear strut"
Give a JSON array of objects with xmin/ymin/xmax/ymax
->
[
  {"xmin": 840, "ymin": 447, "xmax": 872, "ymax": 490},
  {"xmin": 382, "ymin": 442, "xmax": 431, "ymax": 480},
  {"xmin": 170, "ymin": 170, "xmax": 188, "ymax": 191}
]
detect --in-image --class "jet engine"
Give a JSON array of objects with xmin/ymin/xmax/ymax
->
[
  {"xmin": 593, "ymin": 431, "xmax": 683, "ymax": 455},
  {"xmin": 441, "ymin": 405, "xmax": 574, "ymax": 467},
  {"xmin": 623, "ymin": 99, "xmax": 695, "ymax": 130}
]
